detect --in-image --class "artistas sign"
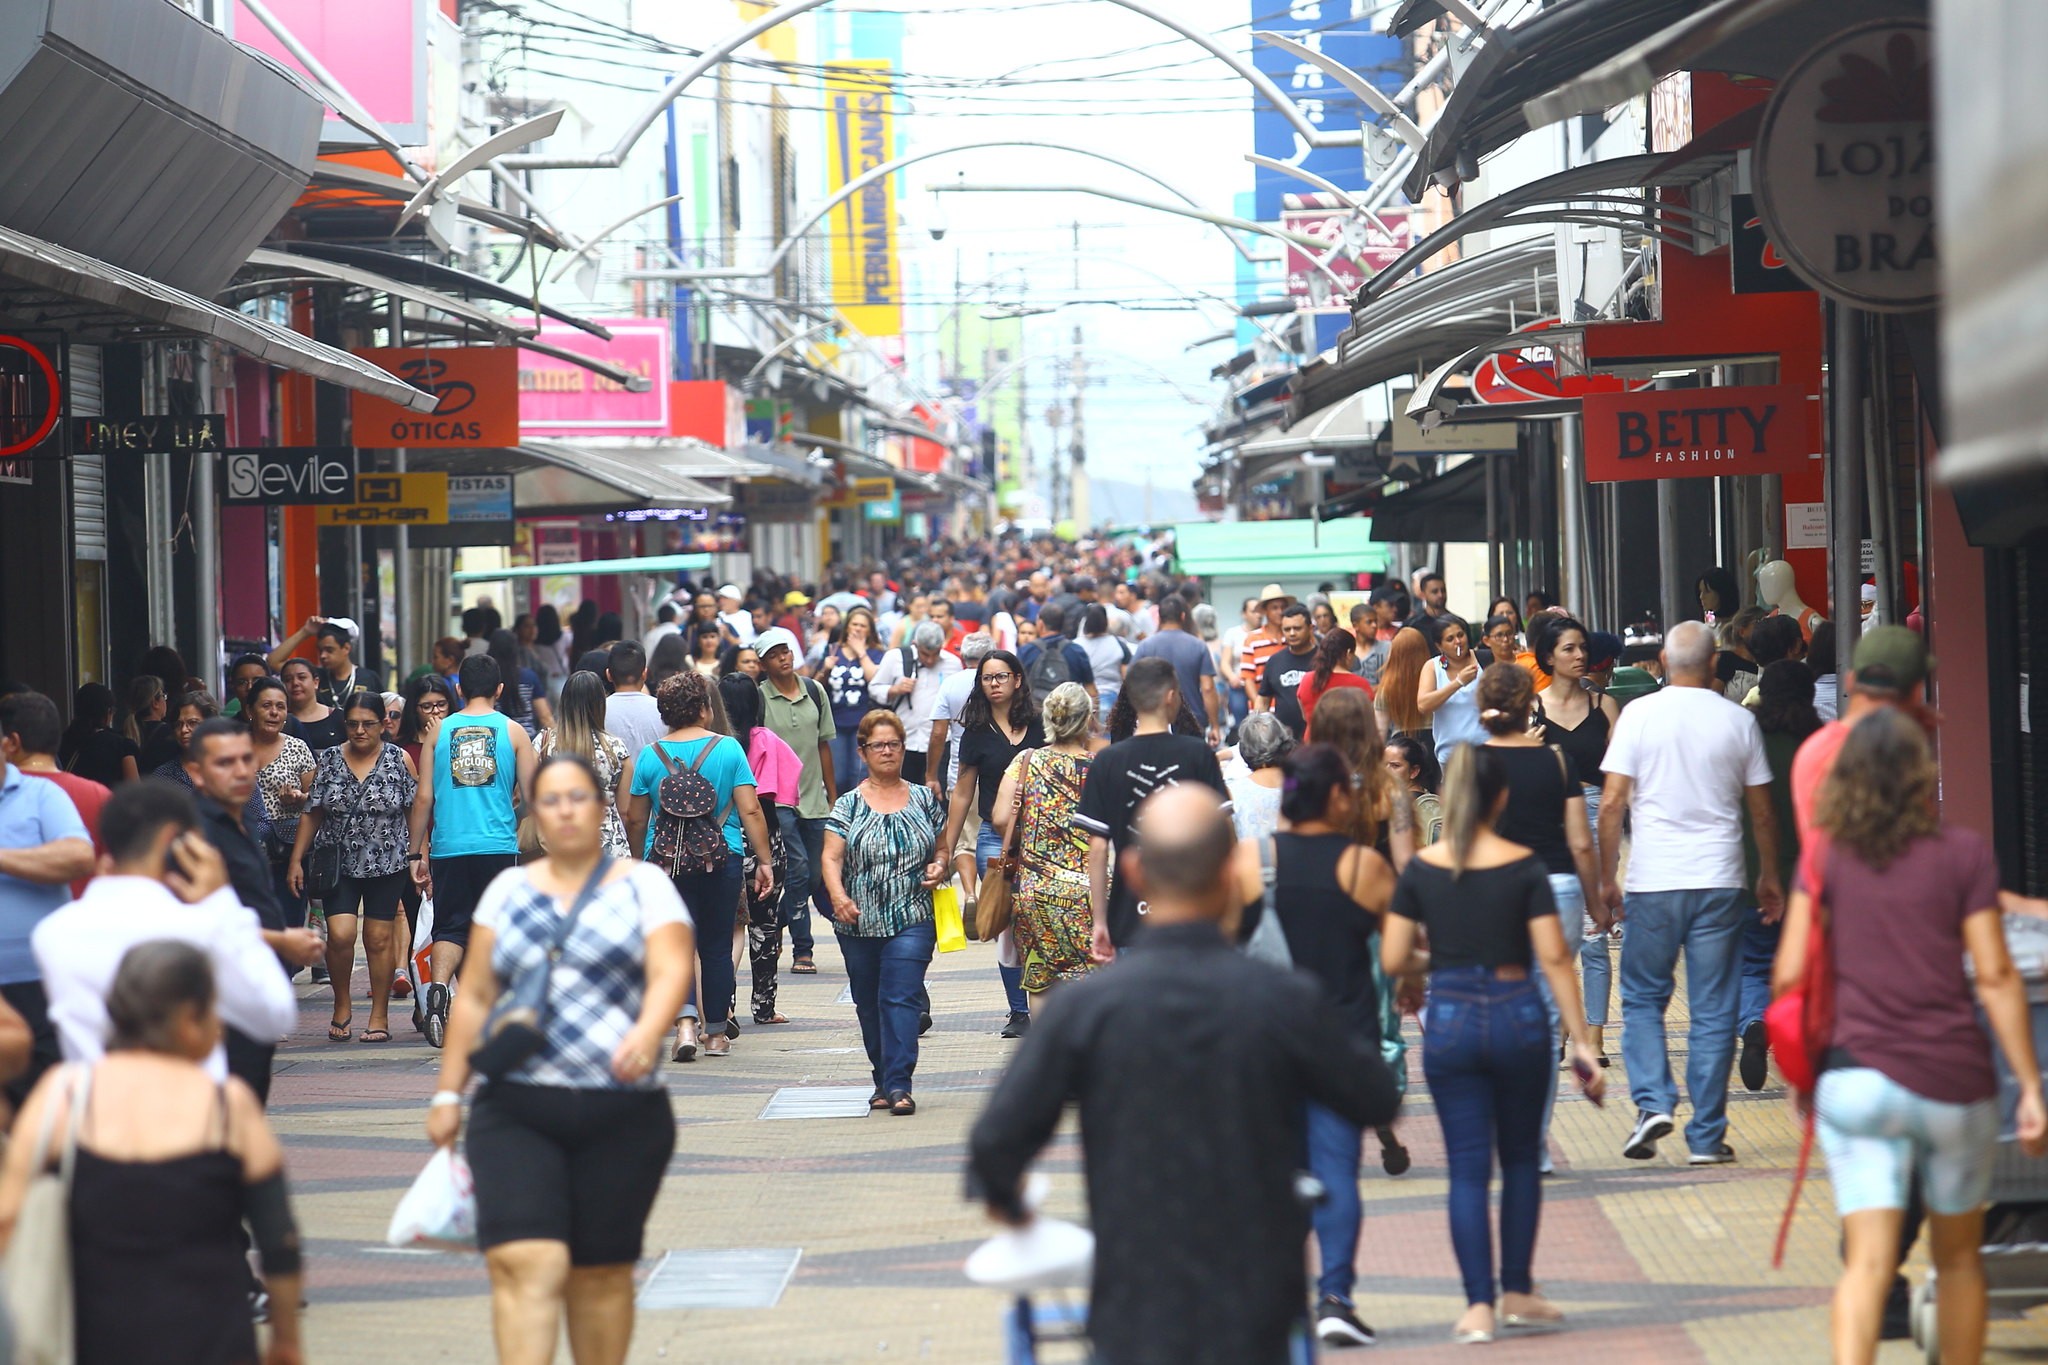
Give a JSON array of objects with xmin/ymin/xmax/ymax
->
[{"xmin": 1582, "ymin": 384, "xmax": 1821, "ymax": 483}]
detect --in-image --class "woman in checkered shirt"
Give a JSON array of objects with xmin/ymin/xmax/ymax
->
[{"xmin": 424, "ymin": 754, "xmax": 695, "ymax": 1362}]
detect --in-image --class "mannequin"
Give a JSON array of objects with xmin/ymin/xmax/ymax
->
[{"xmin": 1755, "ymin": 560, "xmax": 1824, "ymax": 640}]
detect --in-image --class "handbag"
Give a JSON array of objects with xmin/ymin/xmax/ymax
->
[
  {"xmin": 933, "ymin": 884, "xmax": 967, "ymax": 953},
  {"xmin": 977, "ymin": 754, "xmax": 1032, "ymax": 941},
  {"xmin": 1765, "ymin": 838, "xmax": 1832, "ymax": 1268},
  {"xmin": 6, "ymin": 1063, "xmax": 92, "ymax": 1365},
  {"xmin": 470, "ymin": 857, "xmax": 613, "ymax": 1081},
  {"xmin": 1242, "ymin": 838, "xmax": 1291, "ymax": 967},
  {"xmin": 308, "ymin": 752, "xmax": 376, "ymax": 899}
]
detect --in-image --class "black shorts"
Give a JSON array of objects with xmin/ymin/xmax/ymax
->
[
  {"xmin": 326, "ymin": 870, "xmax": 407, "ymax": 922},
  {"xmin": 467, "ymin": 1083, "xmax": 676, "ymax": 1265},
  {"xmin": 429, "ymin": 853, "xmax": 518, "ymax": 948}
]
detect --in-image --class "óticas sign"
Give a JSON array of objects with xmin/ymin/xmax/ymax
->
[
  {"xmin": 73, "ymin": 415, "xmax": 226, "ymax": 454},
  {"xmin": 1581, "ymin": 385, "xmax": 1821, "ymax": 484}
]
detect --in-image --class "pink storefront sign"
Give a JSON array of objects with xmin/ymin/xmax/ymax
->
[
  {"xmin": 232, "ymin": 0, "xmax": 430, "ymax": 145},
  {"xmin": 517, "ymin": 319, "xmax": 671, "ymax": 437}
]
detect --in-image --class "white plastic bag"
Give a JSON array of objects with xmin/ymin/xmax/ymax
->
[{"xmin": 386, "ymin": 1147, "xmax": 478, "ymax": 1250}]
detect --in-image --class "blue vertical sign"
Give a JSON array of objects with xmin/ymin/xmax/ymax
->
[{"xmin": 1250, "ymin": 2, "xmax": 1405, "ymax": 221}]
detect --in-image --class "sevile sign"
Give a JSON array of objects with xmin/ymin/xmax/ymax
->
[
  {"xmin": 222, "ymin": 448, "xmax": 355, "ymax": 504},
  {"xmin": 1582, "ymin": 385, "xmax": 1821, "ymax": 483},
  {"xmin": 1754, "ymin": 20, "xmax": 1934, "ymax": 312}
]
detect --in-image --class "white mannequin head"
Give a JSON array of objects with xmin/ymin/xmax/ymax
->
[{"xmin": 1755, "ymin": 560, "xmax": 1800, "ymax": 610}]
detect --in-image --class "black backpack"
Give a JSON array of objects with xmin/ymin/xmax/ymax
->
[
  {"xmin": 1027, "ymin": 636, "xmax": 1080, "ymax": 697},
  {"xmin": 649, "ymin": 741, "xmax": 731, "ymax": 877}
]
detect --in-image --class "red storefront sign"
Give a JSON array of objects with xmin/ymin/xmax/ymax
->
[{"xmin": 1582, "ymin": 384, "xmax": 1820, "ymax": 483}]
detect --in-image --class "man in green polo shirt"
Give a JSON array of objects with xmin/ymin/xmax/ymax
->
[{"xmin": 755, "ymin": 627, "xmax": 836, "ymax": 974}]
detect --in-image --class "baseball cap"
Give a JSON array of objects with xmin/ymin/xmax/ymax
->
[
  {"xmin": 1851, "ymin": 624, "xmax": 1930, "ymax": 691},
  {"xmin": 321, "ymin": 616, "xmax": 360, "ymax": 643},
  {"xmin": 716, "ymin": 583, "xmax": 743, "ymax": 601},
  {"xmin": 752, "ymin": 627, "xmax": 801, "ymax": 662},
  {"xmin": 783, "ymin": 590, "xmax": 811, "ymax": 607}
]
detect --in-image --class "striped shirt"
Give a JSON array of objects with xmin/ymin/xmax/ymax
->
[{"xmin": 1239, "ymin": 627, "xmax": 1286, "ymax": 694}]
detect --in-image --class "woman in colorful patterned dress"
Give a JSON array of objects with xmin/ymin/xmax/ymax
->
[{"xmin": 992, "ymin": 682, "xmax": 1097, "ymax": 996}]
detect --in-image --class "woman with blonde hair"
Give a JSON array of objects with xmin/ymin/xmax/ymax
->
[
  {"xmin": 991, "ymin": 682, "xmax": 1098, "ymax": 996},
  {"xmin": 1376, "ymin": 626, "xmax": 1433, "ymax": 751},
  {"xmin": 536, "ymin": 671, "xmax": 631, "ymax": 857}
]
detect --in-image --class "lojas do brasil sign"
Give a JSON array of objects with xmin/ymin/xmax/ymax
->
[{"xmin": 1582, "ymin": 384, "xmax": 1821, "ymax": 484}]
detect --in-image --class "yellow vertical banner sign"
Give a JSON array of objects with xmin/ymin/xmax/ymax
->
[{"xmin": 824, "ymin": 60, "xmax": 901, "ymax": 338}]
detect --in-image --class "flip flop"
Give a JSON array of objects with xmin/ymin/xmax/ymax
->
[
  {"xmin": 327, "ymin": 1021, "xmax": 352, "ymax": 1042},
  {"xmin": 357, "ymin": 1029, "xmax": 391, "ymax": 1043},
  {"xmin": 790, "ymin": 957, "xmax": 818, "ymax": 974},
  {"xmin": 753, "ymin": 1012, "xmax": 789, "ymax": 1025}
]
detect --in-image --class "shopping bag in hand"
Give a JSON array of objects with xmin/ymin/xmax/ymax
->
[
  {"xmin": 387, "ymin": 1147, "xmax": 478, "ymax": 1250},
  {"xmin": 933, "ymin": 883, "xmax": 968, "ymax": 953}
]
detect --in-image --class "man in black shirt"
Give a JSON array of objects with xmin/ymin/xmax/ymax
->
[
  {"xmin": 1254, "ymin": 604, "xmax": 1318, "ymax": 740},
  {"xmin": 1076, "ymin": 659, "xmax": 1225, "ymax": 956},
  {"xmin": 185, "ymin": 718, "xmax": 321, "ymax": 1103},
  {"xmin": 970, "ymin": 786, "xmax": 1399, "ymax": 1365}
]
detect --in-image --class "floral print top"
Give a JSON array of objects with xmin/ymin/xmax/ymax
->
[
  {"xmin": 536, "ymin": 729, "xmax": 632, "ymax": 857},
  {"xmin": 308, "ymin": 743, "xmax": 419, "ymax": 879},
  {"xmin": 255, "ymin": 735, "xmax": 316, "ymax": 853},
  {"xmin": 825, "ymin": 783, "xmax": 945, "ymax": 938}
]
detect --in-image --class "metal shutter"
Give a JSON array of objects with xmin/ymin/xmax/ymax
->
[{"xmin": 70, "ymin": 344, "xmax": 105, "ymax": 562}]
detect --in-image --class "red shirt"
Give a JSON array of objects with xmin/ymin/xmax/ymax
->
[
  {"xmin": 1296, "ymin": 672, "xmax": 1373, "ymax": 739},
  {"xmin": 1790, "ymin": 718, "xmax": 1853, "ymax": 842},
  {"xmin": 21, "ymin": 769, "xmax": 109, "ymax": 896}
]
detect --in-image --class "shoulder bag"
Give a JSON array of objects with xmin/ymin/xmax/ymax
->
[
  {"xmin": 1242, "ymin": 838, "xmax": 1292, "ymax": 967},
  {"xmin": 6, "ymin": 1063, "xmax": 92, "ymax": 1365},
  {"xmin": 1765, "ymin": 838, "xmax": 1832, "ymax": 1267},
  {"xmin": 976, "ymin": 753, "xmax": 1032, "ymax": 941},
  {"xmin": 471, "ymin": 857, "xmax": 614, "ymax": 1081},
  {"xmin": 308, "ymin": 750, "xmax": 373, "ymax": 898}
]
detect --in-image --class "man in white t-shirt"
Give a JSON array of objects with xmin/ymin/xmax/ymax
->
[{"xmin": 1597, "ymin": 619, "xmax": 1782, "ymax": 1166}]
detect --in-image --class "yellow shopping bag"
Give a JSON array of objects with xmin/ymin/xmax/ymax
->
[{"xmin": 933, "ymin": 883, "xmax": 968, "ymax": 953}]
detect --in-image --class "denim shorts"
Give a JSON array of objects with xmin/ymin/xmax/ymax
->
[{"xmin": 1816, "ymin": 1066, "xmax": 2000, "ymax": 1216}]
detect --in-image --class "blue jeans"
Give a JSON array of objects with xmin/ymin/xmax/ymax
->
[
  {"xmin": 975, "ymin": 822, "xmax": 1028, "ymax": 1015},
  {"xmin": 1618, "ymin": 887, "xmax": 1747, "ymax": 1154},
  {"xmin": 671, "ymin": 855, "xmax": 742, "ymax": 1024},
  {"xmin": 1575, "ymin": 788, "xmax": 1616, "ymax": 1027},
  {"xmin": 1422, "ymin": 968, "xmax": 1553, "ymax": 1307},
  {"xmin": 1738, "ymin": 899, "xmax": 1780, "ymax": 1034},
  {"xmin": 778, "ymin": 808, "xmax": 824, "ymax": 959},
  {"xmin": 838, "ymin": 919, "xmax": 936, "ymax": 1095},
  {"xmin": 1535, "ymin": 875, "xmax": 1588, "ymax": 1167},
  {"xmin": 1304, "ymin": 1102, "xmax": 1364, "ymax": 1305},
  {"xmin": 829, "ymin": 730, "xmax": 866, "ymax": 788}
]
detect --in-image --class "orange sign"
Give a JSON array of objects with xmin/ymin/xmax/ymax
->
[{"xmin": 350, "ymin": 346, "xmax": 518, "ymax": 448}]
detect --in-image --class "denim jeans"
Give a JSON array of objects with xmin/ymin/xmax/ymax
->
[
  {"xmin": 1575, "ymin": 787, "xmax": 1616, "ymax": 1027},
  {"xmin": 777, "ymin": 807, "xmax": 824, "ymax": 959},
  {"xmin": 1422, "ymin": 967, "xmax": 1553, "ymax": 1307},
  {"xmin": 671, "ymin": 854, "xmax": 742, "ymax": 1025},
  {"xmin": 839, "ymin": 919, "xmax": 936, "ymax": 1095},
  {"xmin": 1737, "ymin": 899, "xmax": 1780, "ymax": 1034},
  {"xmin": 1534, "ymin": 874, "xmax": 1588, "ymax": 1166},
  {"xmin": 1618, "ymin": 887, "xmax": 1747, "ymax": 1154},
  {"xmin": 1304, "ymin": 1102, "xmax": 1364, "ymax": 1305},
  {"xmin": 829, "ymin": 729, "xmax": 867, "ymax": 788},
  {"xmin": 975, "ymin": 822, "xmax": 1029, "ymax": 1015}
]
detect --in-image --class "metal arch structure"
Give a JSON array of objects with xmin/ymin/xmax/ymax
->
[{"xmin": 500, "ymin": 0, "xmax": 1359, "ymax": 173}]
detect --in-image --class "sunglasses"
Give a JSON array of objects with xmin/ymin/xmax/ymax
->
[{"xmin": 344, "ymin": 719, "xmax": 382, "ymax": 731}]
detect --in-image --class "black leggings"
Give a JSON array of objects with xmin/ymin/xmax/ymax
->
[{"xmin": 467, "ymin": 1084, "xmax": 675, "ymax": 1265}]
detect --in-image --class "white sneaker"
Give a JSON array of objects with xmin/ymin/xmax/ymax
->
[
  {"xmin": 1622, "ymin": 1112, "xmax": 1673, "ymax": 1160},
  {"xmin": 1688, "ymin": 1143, "xmax": 1736, "ymax": 1166}
]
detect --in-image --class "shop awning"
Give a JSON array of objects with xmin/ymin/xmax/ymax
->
[
  {"xmin": 300, "ymin": 162, "xmax": 571, "ymax": 250},
  {"xmin": 1369, "ymin": 459, "xmax": 1489, "ymax": 543},
  {"xmin": 797, "ymin": 436, "xmax": 944, "ymax": 494},
  {"xmin": 271, "ymin": 244, "xmax": 609, "ymax": 339},
  {"xmin": 1290, "ymin": 238, "xmax": 1558, "ymax": 420},
  {"xmin": 0, "ymin": 223, "xmax": 435, "ymax": 411},
  {"xmin": 1173, "ymin": 517, "xmax": 1390, "ymax": 579},
  {"xmin": 1402, "ymin": 0, "xmax": 1705, "ymax": 198},
  {"xmin": 1242, "ymin": 389, "xmax": 1385, "ymax": 458},
  {"xmin": 453, "ymin": 553, "xmax": 713, "ymax": 584},
  {"xmin": 733, "ymin": 441, "xmax": 830, "ymax": 487},
  {"xmin": 402, "ymin": 440, "xmax": 738, "ymax": 515}
]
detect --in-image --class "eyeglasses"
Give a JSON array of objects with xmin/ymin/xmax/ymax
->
[
  {"xmin": 862, "ymin": 739, "xmax": 904, "ymax": 752},
  {"xmin": 534, "ymin": 789, "xmax": 597, "ymax": 809},
  {"xmin": 981, "ymin": 671, "xmax": 1017, "ymax": 684},
  {"xmin": 344, "ymin": 719, "xmax": 381, "ymax": 731},
  {"xmin": 417, "ymin": 700, "xmax": 451, "ymax": 715}
]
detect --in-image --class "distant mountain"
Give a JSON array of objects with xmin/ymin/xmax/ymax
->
[{"xmin": 1086, "ymin": 476, "xmax": 1201, "ymax": 528}]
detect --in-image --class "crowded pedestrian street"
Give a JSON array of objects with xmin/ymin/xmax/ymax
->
[{"xmin": 3, "ymin": 0, "xmax": 2047, "ymax": 1363}]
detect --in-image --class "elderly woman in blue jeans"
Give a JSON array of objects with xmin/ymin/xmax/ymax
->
[{"xmin": 821, "ymin": 710, "xmax": 948, "ymax": 1117}]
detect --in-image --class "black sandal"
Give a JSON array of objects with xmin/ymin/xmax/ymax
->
[
  {"xmin": 888, "ymin": 1091, "xmax": 916, "ymax": 1116},
  {"xmin": 869, "ymin": 1090, "xmax": 891, "ymax": 1111},
  {"xmin": 327, "ymin": 1019, "xmax": 352, "ymax": 1042},
  {"xmin": 357, "ymin": 1028, "xmax": 391, "ymax": 1044}
]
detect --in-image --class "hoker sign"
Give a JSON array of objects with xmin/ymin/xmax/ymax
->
[{"xmin": 1581, "ymin": 384, "xmax": 1820, "ymax": 483}]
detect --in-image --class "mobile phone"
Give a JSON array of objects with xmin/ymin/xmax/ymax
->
[{"xmin": 1571, "ymin": 1053, "xmax": 1604, "ymax": 1106}]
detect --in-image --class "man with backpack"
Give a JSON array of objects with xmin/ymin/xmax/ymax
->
[
  {"xmin": 757, "ymin": 628, "xmax": 839, "ymax": 975},
  {"xmin": 1018, "ymin": 605, "xmax": 1097, "ymax": 710},
  {"xmin": 866, "ymin": 621, "xmax": 961, "ymax": 789}
]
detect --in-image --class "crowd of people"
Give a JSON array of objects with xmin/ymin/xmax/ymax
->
[{"xmin": 0, "ymin": 535, "xmax": 2041, "ymax": 1362}]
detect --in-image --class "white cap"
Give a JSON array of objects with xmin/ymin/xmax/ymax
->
[
  {"xmin": 717, "ymin": 583, "xmax": 744, "ymax": 601},
  {"xmin": 752, "ymin": 626, "xmax": 801, "ymax": 662},
  {"xmin": 323, "ymin": 616, "xmax": 361, "ymax": 642}
]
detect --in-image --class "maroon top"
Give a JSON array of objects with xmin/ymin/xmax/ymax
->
[{"xmin": 1823, "ymin": 827, "xmax": 2002, "ymax": 1105}]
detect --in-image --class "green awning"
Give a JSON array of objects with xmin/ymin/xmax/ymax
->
[
  {"xmin": 1172, "ymin": 518, "xmax": 1389, "ymax": 580},
  {"xmin": 452, "ymin": 553, "xmax": 712, "ymax": 584}
]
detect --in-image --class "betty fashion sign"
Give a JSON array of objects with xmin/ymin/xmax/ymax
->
[
  {"xmin": 1754, "ymin": 19, "xmax": 1935, "ymax": 312},
  {"xmin": 1582, "ymin": 385, "xmax": 1822, "ymax": 483}
]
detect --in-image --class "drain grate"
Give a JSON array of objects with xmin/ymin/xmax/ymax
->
[
  {"xmin": 758, "ymin": 1085, "xmax": 875, "ymax": 1120},
  {"xmin": 638, "ymin": 1247, "xmax": 801, "ymax": 1309}
]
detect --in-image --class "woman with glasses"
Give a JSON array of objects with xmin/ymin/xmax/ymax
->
[
  {"xmin": 821, "ymin": 711, "xmax": 947, "ymax": 1116},
  {"xmin": 937, "ymin": 650, "xmax": 1045, "ymax": 1035},
  {"xmin": 149, "ymin": 692, "xmax": 220, "ymax": 784},
  {"xmin": 1478, "ymin": 614, "xmax": 1520, "ymax": 669},
  {"xmin": 397, "ymin": 677, "xmax": 455, "ymax": 771},
  {"xmin": 289, "ymin": 692, "xmax": 419, "ymax": 1043}
]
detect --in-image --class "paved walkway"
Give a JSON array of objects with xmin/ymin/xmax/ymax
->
[{"xmin": 273, "ymin": 935, "xmax": 2048, "ymax": 1362}]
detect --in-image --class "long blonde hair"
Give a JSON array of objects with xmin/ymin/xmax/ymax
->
[
  {"xmin": 1304, "ymin": 687, "xmax": 1387, "ymax": 850},
  {"xmin": 551, "ymin": 671, "xmax": 607, "ymax": 761},
  {"xmin": 1440, "ymin": 745, "xmax": 1509, "ymax": 877}
]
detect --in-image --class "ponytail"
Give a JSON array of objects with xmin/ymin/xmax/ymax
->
[{"xmin": 1440, "ymin": 744, "xmax": 1509, "ymax": 878}]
